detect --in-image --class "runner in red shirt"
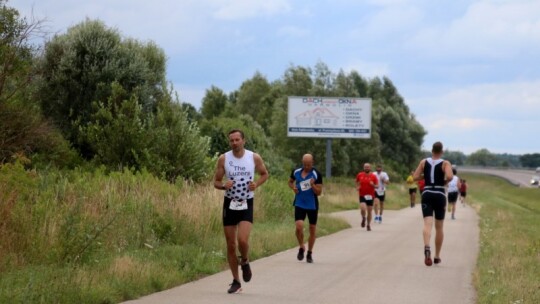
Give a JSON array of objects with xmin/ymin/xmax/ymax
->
[
  {"xmin": 418, "ymin": 178, "xmax": 425, "ymax": 194},
  {"xmin": 459, "ymin": 179, "xmax": 467, "ymax": 206},
  {"xmin": 355, "ymin": 163, "xmax": 379, "ymax": 231}
]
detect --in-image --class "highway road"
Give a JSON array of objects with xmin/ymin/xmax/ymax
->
[
  {"xmin": 123, "ymin": 205, "xmax": 479, "ymax": 304},
  {"xmin": 458, "ymin": 167, "xmax": 539, "ymax": 188}
]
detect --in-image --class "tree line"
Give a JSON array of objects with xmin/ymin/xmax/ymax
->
[{"xmin": 3, "ymin": 1, "xmax": 538, "ymax": 182}]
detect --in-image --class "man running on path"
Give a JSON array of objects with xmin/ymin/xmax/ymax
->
[
  {"xmin": 374, "ymin": 164, "xmax": 390, "ymax": 223},
  {"xmin": 407, "ymin": 171, "xmax": 418, "ymax": 208},
  {"xmin": 447, "ymin": 168, "xmax": 461, "ymax": 220},
  {"xmin": 413, "ymin": 141, "xmax": 453, "ymax": 266},
  {"xmin": 356, "ymin": 163, "xmax": 378, "ymax": 231},
  {"xmin": 213, "ymin": 129, "xmax": 269, "ymax": 293},
  {"xmin": 288, "ymin": 154, "xmax": 323, "ymax": 263}
]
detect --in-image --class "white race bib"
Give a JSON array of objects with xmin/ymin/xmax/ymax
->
[
  {"xmin": 376, "ymin": 189, "xmax": 385, "ymax": 196},
  {"xmin": 364, "ymin": 195, "xmax": 373, "ymax": 200},
  {"xmin": 300, "ymin": 180, "xmax": 312, "ymax": 191},
  {"xmin": 229, "ymin": 199, "xmax": 248, "ymax": 211}
]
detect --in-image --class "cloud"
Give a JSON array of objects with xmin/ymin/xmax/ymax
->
[
  {"xmin": 341, "ymin": 60, "xmax": 390, "ymax": 78},
  {"xmin": 410, "ymin": 79, "xmax": 540, "ymax": 153},
  {"xmin": 211, "ymin": 0, "xmax": 292, "ymax": 20},
  {"xmin": 347, "ymin": 3, "xmax": 422, "ymax": 40},
  {"xmin": 406, "ymin": 0, "xmax": 540, "ymax": 59},
  {"xmin": 277, "ymin": 26, "xmax": 310, "ymax": 38},
  {"xmin": 16, "ymin": 0, "xmax": 214, "ymax": 54}
]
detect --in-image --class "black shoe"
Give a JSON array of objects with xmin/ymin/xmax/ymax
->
[
  {"xmin": 227, "ymin": 279, "xmax": 242, "ymax": 294},
  {"xmin": 424, "ymin": 247, "xmax": 432, "ymax": 266},
  {"xmin": 434, "ymin": 257, "xmax": 442, "ymax": 264},
  {"xmin": 306, "ymin": 251, "xmax": 313, "ymax": 263},
  {"xmin": 240, "ymin": 261, "xmax": 252, "ymax": 282},
  {"xmin": 361, "ymin": 217, "xmax": 366, "ymax": 227},
  {"xmin": 297, "ymin": 247, "xmax": 305, "ymax": 261}
]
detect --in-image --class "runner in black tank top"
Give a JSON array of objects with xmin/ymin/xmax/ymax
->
[{"xmin": 413, "ymin": 141, "xmax": 453, "ymax": 267}]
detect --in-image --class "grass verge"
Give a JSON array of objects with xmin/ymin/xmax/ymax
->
[
  {"xmin": 0, "ymin": 166, "xmax": 353, "ymax": 303},
  {"xmin": 463, "ymin": 173, "xmax": 540, "ymax": 304}
]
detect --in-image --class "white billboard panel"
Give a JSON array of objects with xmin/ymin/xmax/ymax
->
[{"xmin": 287, "ymin": 96, "xmax": 372, "ymax": 138}]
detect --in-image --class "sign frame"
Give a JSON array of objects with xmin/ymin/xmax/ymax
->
[{"xmin": 287, "ymin": 96, "xmax": 372, "ymax": 139}]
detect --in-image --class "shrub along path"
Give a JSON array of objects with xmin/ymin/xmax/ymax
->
[{"xmin": 123, "ymin": 205, "xmax": 479, "ymax": 304}]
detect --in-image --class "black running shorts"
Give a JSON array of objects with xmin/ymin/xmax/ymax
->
[
  {"xmin": 447, "ymin": 192, "xmax": 459, "ymax": 203},
  {"xmin": 294, "ymin": 206, "xmax": 318, "ymax": 225},
  {"xmin": 421, "ymin": 191, "xmax": 446, "ymax": 220},
  {"xmin": 409, "ymin": 188, "xmax": 418, "ymax": 195},
  {"xmin": 375, "ymin": 193, "xmax": 386, "ymax": 202},
  {"xmin": 359, "ymin": 195, "xmax": 374, "ymax": 206},
  {"xmin": 222, "ymin": 197, "xmax": 254, "ymax": 226}
]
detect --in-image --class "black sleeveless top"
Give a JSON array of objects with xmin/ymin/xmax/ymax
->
[{"xmin": 423, "ymin": 157, "xmax": 445, "ymax": 194}]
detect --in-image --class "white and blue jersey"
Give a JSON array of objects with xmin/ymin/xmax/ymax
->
[{"xmin": 290, "ymin": 167, "xmax": 323, "ymax": 210}]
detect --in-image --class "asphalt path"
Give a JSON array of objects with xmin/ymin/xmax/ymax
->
[
  {"xmin": 458, "ymin": 167, "xmax": 538, "ymax": 188},
  {"xmin": 123, "ymin": 204, "xmax": 479, "ymax": 304}
]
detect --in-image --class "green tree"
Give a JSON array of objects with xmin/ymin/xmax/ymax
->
[
  {"xmin": 519, "ymin": 153, "xmax": 540, "ymax": 168},
  {"xmin": 80, "ymin": 83, "xmax": 152, "ymax": 171},
  {"xmin": 235, "ymin": 72, "xmax": 273, "ymax": 132},
  {"xmin": 180, "ymin": 102, "xmax": 201, "ymax": 123},
  {"xmin": 0, "ymin": 0, "xmax": 78, "ymax": 166},
  {"xmin": 150, "ymin": 98, "xmax": 211, "ymax": 182},
  {"xmin": 369, "ymin": 77, "xmax": 425, "ymax": 172},
  {"xmin": 80, "ymin": 82, "xmax": 211, "ymax": 182},
  {"xmin": 0, "ymin": 0, "xmax": 44, "ymax": 103},
  {"xmin": 311, "ymin": 61, "xmax": 335, "ymax": 96},
  {"xmin": 282, "ymin": 64, "xmax": 312, "ymax": 96},
  {"xmin": 444, "ymin": 150, "xmax": 467, "ymax": 165},
  {"xmin": 466, "ymin": 148, "xmax": 499, "ymax": 167},
  {"xmin": 36, "ymin": 19, "xmax": 167, "ymax": 158},
  {"xmin": 200, "ymin": 85, "xmax": 227, "ymax": 120}
]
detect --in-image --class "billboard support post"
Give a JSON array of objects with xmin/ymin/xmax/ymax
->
[{"xmin": 326, "ymin": 138, "xmax": 332, "ymax": 178}]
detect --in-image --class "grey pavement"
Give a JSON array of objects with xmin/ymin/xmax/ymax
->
[{"xmin": 123, "ymin": 204, "xmax": 479, "ymax": 304}]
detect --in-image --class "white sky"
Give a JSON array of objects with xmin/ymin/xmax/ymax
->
[{"xmin": 13, "ymin": 0, "xmax": 540, "ymax": 154}]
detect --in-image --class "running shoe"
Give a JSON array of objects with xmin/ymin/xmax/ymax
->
[
  {"xmin": 434, "ymin": 257, "xmax": 442, "ymax": 264},
  {"xmin": 227, "ymin": 279, "xmax": 242, "ymax": 294},
  {"xmin": 306, "ymin": 251, "xmax": 313, "ymax": 263},
  {"xmin": 424, "ymin": 247, "xmax": 433, "ymax": 266},
  {"xmin": 367, "ymin": 225, "xmax": 371, "ymax": 231},
  {"xmin": 297, "ymin": 247, "xmax": 305, "ymax": 261},
  {"xmin": 379, "ymin": 216, "xmax": 382, "ymax": 223},
  {"xmin": 451, "ymin": 215, "xmax": 455, "ymax": 220},
  {"xmin": 361, "ymin": 217, "xmax": 366, "ymax": 227},
  {"xmin": 240, "ymin": 261, "xmax": 252, "ymax": 282}
]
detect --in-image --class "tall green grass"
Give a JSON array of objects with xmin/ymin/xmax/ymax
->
[
  {"xmin": 463, "ymin": 173, "xmax": 540, "ymax": 304},
  {"xmin": 0, "ymin": 164, "xmax": 351, "ymax": 303}
]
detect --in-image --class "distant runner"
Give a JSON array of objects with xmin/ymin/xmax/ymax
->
[
  {"xmin": 356, "ymin": 163, "xmax": 378, "ymax": 231},
  {"xmin": 288, "ymin": 154, "xmax": 323, "ymax": 263},
  {"xmin": 413, "ymin": 141, "xmax": 453, "ymax": 266},
  {"xmin": 374, "ymin": 164, "xmax": 390, "ymax": 224},
  {"xmin": 447, "ymin": 168, "xmax": 461, "ymax": 220},
  {"xmin": 406, "ymin": 171, "xmax": 418, "ymax": 208}
]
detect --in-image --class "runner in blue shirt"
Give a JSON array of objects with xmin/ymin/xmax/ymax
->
[{"xmin": 288, "ymin": 154, "xmax": 323, "ymax": 263}]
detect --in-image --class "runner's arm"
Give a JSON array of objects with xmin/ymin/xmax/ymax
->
[
  {"xmin": 413, "ymin": 160, "xmax": 425, "ymax": 181},
  {"xmin": 250, "ymin": 153, "xmax": 269, "ymax": 190},
  {"xmin": 213, "ymin": 154, "xmax": 231, "ymax": 190}
]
